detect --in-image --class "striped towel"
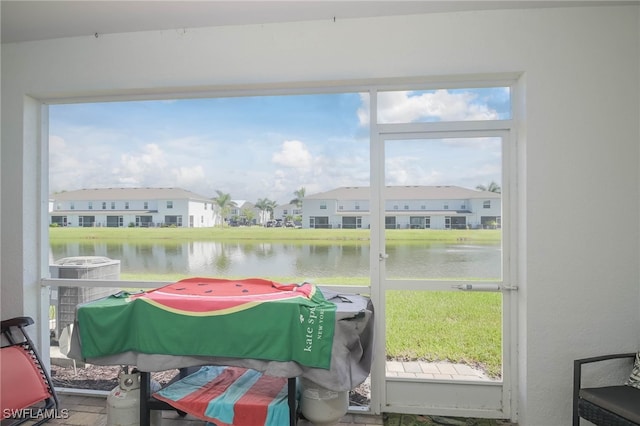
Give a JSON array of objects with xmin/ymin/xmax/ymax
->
[{"xmin": 153, "ymin": 366, "xmax": 291, "ymax": 426}]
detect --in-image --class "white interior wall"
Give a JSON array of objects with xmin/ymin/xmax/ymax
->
[{"xmin": 2, "ymin": 5, "xmax": 639, "ymax": 425}]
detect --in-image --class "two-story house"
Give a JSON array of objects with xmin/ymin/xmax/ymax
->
[
  {"xmin": 227, "ymin": 200, "xmax": 263, "ymax": 226},
  {"xmin": 50, "ymin": 187, "xmax": 215, "ymax": 228},
  {"xmin": 273, "ymin": 203, "xmax": 303, "ymax": 224},
  {"xmin": 302, "ymin": 186, "xmax": 501, "ymax": 230}
]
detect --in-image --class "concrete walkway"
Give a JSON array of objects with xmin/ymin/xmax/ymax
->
[{"xmin": 386, "ymin": 360, "xmax": 498, "ymax": 381}]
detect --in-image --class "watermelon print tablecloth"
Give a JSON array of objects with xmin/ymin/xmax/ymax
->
[{"xmin": 76, "ymin": 278, "xmax": 337, "ymax": 370}]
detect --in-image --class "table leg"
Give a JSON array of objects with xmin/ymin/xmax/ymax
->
[
  {"xmin": 288, "ymin": 377, "xmax": 297, "ymax": 426},
  {"xmin": 139, "ymin": 371, "xmax": 151, "ymax": 426}
]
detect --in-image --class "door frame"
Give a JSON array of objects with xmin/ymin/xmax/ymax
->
[{"xmin": 368, "ymin": 99, "xmax": 518, "ymax": 419}]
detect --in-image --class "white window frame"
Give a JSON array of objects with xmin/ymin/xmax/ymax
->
[{"xmin": 37, "ymin": 75, "xmax": 519, "ymax": 419}]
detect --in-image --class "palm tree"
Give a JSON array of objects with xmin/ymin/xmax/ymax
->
[
  {"xmin": 255, "ymin": 198, "xmax": 275, "ymax": 225},
  {"xmin": 212, "ymin": 190, "xmax": 236, "ymax": 227},
  {"xmin": 290, "ymin": 187, "xmax": 306, "ymax": 208},
  {"xmin": 265, "ymin": 199, "xmax": 278, "ymax": 219},
  {"xmin": 242, "ymin": 208, "xmax": 255, "ymax": 226},
  {"xmin": 476, "ymin": 181, "xmax": 501, "ymax": 193}
]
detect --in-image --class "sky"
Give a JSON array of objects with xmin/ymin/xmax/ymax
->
[{"xmin": 49, "ymin": 87, "xmax": 510, "ymax": 205}]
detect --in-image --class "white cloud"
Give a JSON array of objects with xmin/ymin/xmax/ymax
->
[
  {"xmin": 271, "ymin": 140, "xmax": 313, "ymax": 169},
  {"xmin": 385, "ymin": 155, "xmax": 442, "ymax": 186},
  {"xmin": 357, "ymin": 94, "xmax": 371, "ymax": 126},
  {"xmin": 49, "ymin": 93, "xmax": 501, "ymax": 203},
  {"xmin": 49, "ymin": 135, "xmax": 114, "ymax": 192},
  {"xmin": 50, "ymin": 134, "xmax": 66, "ymax": 151},
  {"xmin": 383, "ymin": 136, "xmax": 502, "ymax": 190},
  {"xmin": 269, "ymin": 140, "xmax": 355, "ymax": 203},
  {"xmin": 110, "ymin": 143, "xmax": 176, "ymax": 188},
  {"xmin": 116, "ymin": 176, "xmax": 141, "ymax": 186},
  {"xmin": 119, "ymin": 143, "xmax": 168, "ymax": 174},
  {"xmin": 172, "ymin": 165, "xmax": 206, "ymax": 188},
  {"xmin": 114, "ymin": 144, "xmax": 214, "ymax": 196},
  {"xmin": 358, "ymin": 90, "xmax": 499, "ymax": 125}
]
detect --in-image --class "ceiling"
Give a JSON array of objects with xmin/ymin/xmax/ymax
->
[{"xmin": 2, "ymin": 1, "xmax": 636, "ymax": 44}]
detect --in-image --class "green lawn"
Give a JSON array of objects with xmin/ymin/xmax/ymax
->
[
  {"xmin": 50, "ymin": 226, "xmax": 503, "ymax": 377},
  {"xmin": 386, "ymin": 290, "xmax": 502, "ymax": 377},
  {"xmin": 50, "ymin": 226, "xmax": 500, "ymax": 243}
]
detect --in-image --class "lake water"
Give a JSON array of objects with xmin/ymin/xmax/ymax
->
[{"xmin": 49, "ymin": 241, "xmax": 501, "ymax": 280}]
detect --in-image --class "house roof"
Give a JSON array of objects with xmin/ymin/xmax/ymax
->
[
  {"xmin": 305, "ymin": 186, "xmax": 501, "ymax": 201},
  {"xmin": 276, "ymin": 203, "xmax": 299, "ymax": 209},
  {"xmin": 51, "ymin": 210, "xmax": 155, "ymax": 215},
  {"xmin": 232, "ymin": 200, "xmax": 256, "ymax": 209},
  {"xmin": 51, "ymin": 187, "xmax": 210, "ymax": 202}
]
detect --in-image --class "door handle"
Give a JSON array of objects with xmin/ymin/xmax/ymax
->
[{"xmin": 452, "ymin": 284, "xmax": 518, "ymax": 292}]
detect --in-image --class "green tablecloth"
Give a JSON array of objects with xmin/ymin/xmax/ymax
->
[{"xmin": 76, "ymin": 278, "xmax": 337, "ymax": 370}]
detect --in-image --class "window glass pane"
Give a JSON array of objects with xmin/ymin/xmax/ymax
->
[
  {"xmin": 384, "ymin": 137, "xmax": 502, "ymax": 280},
  {"xmin": 386, "ymin": 290, "xmax": 503, "ymax": 380},
  {"xmin": 49, "ymin": 93, "xmax": 370, "ymax": 284},
  {"xmin": 377, "ymin": 87, "xmax": 511, "ymax": 123}
]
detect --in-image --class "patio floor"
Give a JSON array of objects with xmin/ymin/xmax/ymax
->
[
  {"xmin": 42, "ymin": 393, "xmax": 516, "ymax": 426},
  {"xmin": 44, "ymin": 392, "xmax": 383, "ymax": 426},
  {"xmin": 42, "ymin": 357, "xmax": 508, "ymax": 426}
]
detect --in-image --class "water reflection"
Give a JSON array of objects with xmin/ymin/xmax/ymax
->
[{"xmin": 50, "ymin": 241, "xmax": 500, "ymax": 280}]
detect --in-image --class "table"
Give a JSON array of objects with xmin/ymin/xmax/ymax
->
[{"xmin": 68, "ymin": 278, "xmax": 374, "ymax": 426}]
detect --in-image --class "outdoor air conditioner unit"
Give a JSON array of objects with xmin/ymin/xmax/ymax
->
[{"xmin": 49, "ymin": 256, "xmax": 121, "ymax": 341}]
